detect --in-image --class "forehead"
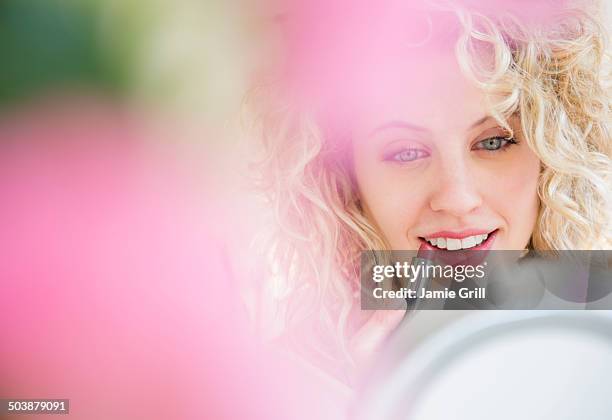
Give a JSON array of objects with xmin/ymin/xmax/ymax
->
[{"xmin": 353, "ymin": 50, "xmax": 489, "ymax": 135}]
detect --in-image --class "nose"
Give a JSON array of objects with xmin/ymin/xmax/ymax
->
[{"xmin": 429, "ymin": 158, "xmax": 482, "ymax": 216}]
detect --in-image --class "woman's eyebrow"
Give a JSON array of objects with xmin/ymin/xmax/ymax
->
[
  {"xmin": 368, "ymin": 120, "xmax": 430, "ymax": 137},
  {"xmin": 369, "ymin": 116, "xmax": 494, "ymax": 137},
  {"xmin": 468, "ymin": 116, "xmax": 493, "ymax": 129}
]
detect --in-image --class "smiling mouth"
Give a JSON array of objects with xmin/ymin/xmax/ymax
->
[{"xmin": 418, "ymin": 229, "xmax": 499, "ymax": 251}]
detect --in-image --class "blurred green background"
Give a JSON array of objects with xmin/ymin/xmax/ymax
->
[
  {"xmin": 0, "ymin": 0, "xmax": 134, "ymax": 107},
  {"xmin": 0, "ymin": 0, "xmax": 256, "ymax": 123}
]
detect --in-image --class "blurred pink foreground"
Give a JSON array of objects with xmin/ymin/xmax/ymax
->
[{"xmin": 0, "ymin": 99, "xmax": 343, "ymax": 420}]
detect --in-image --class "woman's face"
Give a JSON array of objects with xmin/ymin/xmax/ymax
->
[{"xmin": 351, "ymin": 52, "xmax": 540, "ymax": 251}]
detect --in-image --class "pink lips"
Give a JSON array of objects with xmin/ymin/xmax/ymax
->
[
  {"xmin": 422, "ymin": 229, "xmax": 492, "ymax": 240},
  {"xmin": 417, "ymin": 229, "xmax": 498, "ymax": 266}
]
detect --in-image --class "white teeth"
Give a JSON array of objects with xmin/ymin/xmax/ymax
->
[
  {"xmin": 461, "ymin": 236, "xmax": 476, "ymax": 249},
  {"xmin": 446, "ymin": 238, "xmax": 462, "ymax": 251},
  {"xmin": 425, "ymin": 233, "xmax": 491, "ymax": 251}
]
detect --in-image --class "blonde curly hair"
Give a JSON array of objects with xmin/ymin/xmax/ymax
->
[{"xmin": 246, "ymin": 0, "xmax": 611, "ymax": 360}]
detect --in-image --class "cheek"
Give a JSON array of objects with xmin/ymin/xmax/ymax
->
[
  {"xmin": 353, "ymin": 157, "xmax": 425, "ymax": 248},
  {"xmin": 363, "ymin": 186, "xmax": 422, "ymax": 247},
  {"xmin": 484, "ymin": 151, "xmax": 540, "ymax": 242}
]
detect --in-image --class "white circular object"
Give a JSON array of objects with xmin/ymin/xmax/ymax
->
[{"xmin": 355, "ymin": 311, "xmax": 612, "ymax": 420}]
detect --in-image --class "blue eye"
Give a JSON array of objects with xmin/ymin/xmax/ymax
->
[
  {"xmin": 386, "ymin": 148, "xmax": 430, "ymax": 162},
  {"xmin": 473, "ymin": 136, "xmax": 518, "ymax": 151}
]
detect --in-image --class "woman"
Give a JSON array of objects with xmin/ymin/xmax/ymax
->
[{"xmin": 247, "ymin": 0, "xmax": 611, "ymax": 383}]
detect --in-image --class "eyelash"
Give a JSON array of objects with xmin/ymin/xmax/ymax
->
[
  {"xmin": 384, "ymin": 137, "xmax": 519, "ymax": 163},
  {"xmin": 471, "ymin": 136, "xmax": 519, "ymax": 153},
  {"xmin": 384, "ymin": 148, "xmax": 430, "ymax": 162}
]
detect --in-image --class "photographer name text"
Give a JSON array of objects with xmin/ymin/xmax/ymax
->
[{"xmin": 372, "ymin": 286, "xmax": 486, "ymax": 300}]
